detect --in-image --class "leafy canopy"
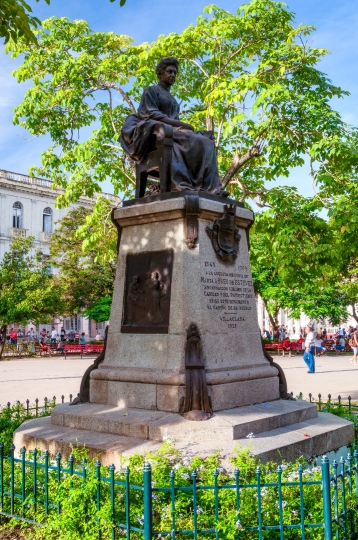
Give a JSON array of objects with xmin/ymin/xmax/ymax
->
[
  {"xmin": 11, "ymin": 0, "xmax": 354, "ymax": 209},
  {"xmin": 9, "ymin": 0, "xmax": 358, "ymax": 326},
  {"xmin": 0, "ymin": 235, "xmax": 62, "ymax": 327},
  {"xmin": 1, "ymin": 0, "xmax": 127, "ymax": 45},
  {"xmin": 49, "ymin": 203, "xmax": 116, "ymax": 317},
  {"xmin": 250, "ymin": 197, "xmax": 349, "ymax": 327}
]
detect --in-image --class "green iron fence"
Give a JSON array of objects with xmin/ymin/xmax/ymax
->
[
  {"xmin": 0, "ymin": 444, "xmax": 358, "ymax": 539},
  {"xmin": 2, "ymin": 394, "xmax": 78, "ymax": 418}
]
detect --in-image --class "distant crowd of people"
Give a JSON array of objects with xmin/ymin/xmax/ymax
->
[
  {"xmin": 2, "ymin": 327, "xmax": 103, "ymax": 355},
  {"xmin": 262, "ymin": 324, "xmax": 358, "ymax": 374}
]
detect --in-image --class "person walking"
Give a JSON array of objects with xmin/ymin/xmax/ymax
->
[
  {"xmin": 303, "ymin": 325, "xmax": 315, "ymax": 373},
  {"xmin": 349, "ymin": 331, "xmax": 358, "ymax": 365},
  {"xmin": 79, "ymin": 332, "xmax": 86, "ymax": 345}
]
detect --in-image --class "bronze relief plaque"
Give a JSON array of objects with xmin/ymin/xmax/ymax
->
[{"xmin": 121, "ymin": 250, "xmax": 174, "ymax": 334}]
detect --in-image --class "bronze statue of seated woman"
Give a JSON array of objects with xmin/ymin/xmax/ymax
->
[{"xmin": 120, "ymin": 57, "xmax": 228, "ymax": 197}]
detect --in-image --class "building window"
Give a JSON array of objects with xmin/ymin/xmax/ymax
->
[
  {"xmin": 41, "ymin": 253, "xmax": 52, "ymax": 274},
  {"xmin": 64, "ymin": 317, "xmax": 78, "ymax": 331},
  {"xmin": 13, "ymin": 202, "xmax": 23, "ymax": 228},
  {"xmin": 43, "ymin": 207, "xmax": 52, "ymax": 233}
]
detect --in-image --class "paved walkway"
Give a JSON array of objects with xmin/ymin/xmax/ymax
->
[
  {"xmin": 0, "ymin": 353, "xmax": 356, "ymax": 408},
  {"xmin": 0, "ymin": 356, "xmax": 94, "ymax": 406},
  {"xmin": 275, "ymin": 353, "xmax": 358, "ymax": 401}
]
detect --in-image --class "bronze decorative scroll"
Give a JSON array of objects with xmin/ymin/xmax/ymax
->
[{"xmin": 180, "ymin": 323, "xmax": 212, "ymax": 421}]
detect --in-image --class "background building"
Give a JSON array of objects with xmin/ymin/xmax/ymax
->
[{"xmin": 0, "ymin": 168, "xmax": 120, "ymax": 339}]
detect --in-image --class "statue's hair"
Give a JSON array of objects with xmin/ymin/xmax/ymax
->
[{"xmin": 156, "ymin": 57, "xmax": 179, "ymax": 77}]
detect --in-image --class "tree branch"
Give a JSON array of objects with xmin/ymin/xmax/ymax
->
[{"xmin": 221, "ymin": 145, "xmax": 260, "ymax": 188}]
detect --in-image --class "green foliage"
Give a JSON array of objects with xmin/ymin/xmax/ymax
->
[
  {"xmin": 250, "ymin": 190, "xmax": 349, "ymax": 327},
  {"xmin": 0, "ymin": 401, "xmax": 53, "ymax": 455},
  {"xmin": 0, "ymin": 236, "xmax": 62, "ymax": 340},
  {"xmin": 0, "ymin": 441, "xmax": 356, "ymax": 540},
  {"xmin": 7, "ymin": 0, "xmax": 358, "ymax": 325},
  {"xmin": 318, "ymin": 401, "xmax": 358, "ymax": 447},
  {"xmin": 83, "ymin": 296, "xmax": 112, "ymax": 323},
  {"xmin": 1, "ymin": 0, "xmax": 128, "ymax": 45},
  {"xmin": 50, "ymin": 204, "xmax": 116, "ymax": 315},
  {"xmin": 0, "ymin": 0, "xmax": 49, "ymax": 45},
  {"xmin": 10, "ymin": 1, "xmax": 354, "ymax": 207}
]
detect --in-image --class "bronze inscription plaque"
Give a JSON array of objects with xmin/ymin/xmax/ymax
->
[{"xmin": 121, "ymin": 250, "xmax": 174, "ymax": 334}]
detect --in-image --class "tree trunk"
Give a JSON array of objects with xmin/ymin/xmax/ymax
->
[
  {"xmin": 263, "ymin": 299, "xmax": 279, "ymax": 331},
  {"xmin": 206, "ymin": 115, "xmax": 214, "ymax": 132},
  {"xmin": 0, "ymin": 325, "xmax": 7, "ymax": 360},
  {"xmin": 352, "ymin": 304, "xmax": 358, "ymax": 323}
]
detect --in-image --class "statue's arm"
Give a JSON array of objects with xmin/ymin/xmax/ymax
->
[{"xmin": 140, "ymin": 87, "xmax": 194, "ymax": 131}]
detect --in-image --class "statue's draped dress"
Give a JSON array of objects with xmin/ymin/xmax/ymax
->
[{"xmin": 120, "ymin": 82, "xmax": 224, "ymax": 195}]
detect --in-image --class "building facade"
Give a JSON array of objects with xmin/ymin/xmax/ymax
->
[{"xmin": 0, "ymin": 168, "xmax": 120, "ymax": 339}]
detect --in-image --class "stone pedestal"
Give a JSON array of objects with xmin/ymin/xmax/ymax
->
[
  {"xmin": 13, "ymin": 193, "xmax": 354, "ymax": 464},
  {"xmin": 90, "ymin": 194, "xmax": 279, "ymax": 412}
]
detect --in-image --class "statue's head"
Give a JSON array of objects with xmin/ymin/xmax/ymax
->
[{"xmin": 156, "ymin": 57, "xmax": 179, "ymax": 87}]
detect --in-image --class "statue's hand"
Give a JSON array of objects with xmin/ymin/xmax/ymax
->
[{"xmin": 178, "ymin": 123, "xmax": 194, "ymax": 131}]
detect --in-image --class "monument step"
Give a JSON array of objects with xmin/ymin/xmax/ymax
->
[
  {"xmin": 50, "ymin": 399, "xmax": 318, "ymax": 443},
  {"xmin": 13, "ymin": 412, "xmax": 354, "ymax": 468},
  {"xmin": 183, "ymin": 412, "xmax": 355, "ymax": 464}
]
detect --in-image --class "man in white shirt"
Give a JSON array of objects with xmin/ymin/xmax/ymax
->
[
  {"xmin": 314, "ymin": 337, "xmax": 326, "ymax": 356},
  {"xmin": 303, "ymin": 325, "xmax": 315, "ymax": 373},
  {"xmin": 50, "ymin": 327, "xmax": 57, "ymax": 343}
]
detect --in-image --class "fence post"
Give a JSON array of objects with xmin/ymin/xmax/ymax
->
[
  {"xmin": 0, "ymin": 443, "xmax": 3, "ymax": 512},
  {"xmin": 143, "ymin": 462, "xmax": 152, "ymax": 540},
  {"xmin": 321, "ymin": 455, "xmax": 333, "ymax": 540}
]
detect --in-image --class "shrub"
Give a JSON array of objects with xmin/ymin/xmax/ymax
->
[
  {"xmin": 0, "ymin": 442, "xmax": 356, "ymax": 540},
  {"xmin": 0, "ymin": 402, "xmax": 54, "ymax": 455}
]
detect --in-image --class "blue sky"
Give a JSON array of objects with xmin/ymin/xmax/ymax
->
[{"xmin": 0, "ymin": 0, "xmax": 357, "ymax": 196}]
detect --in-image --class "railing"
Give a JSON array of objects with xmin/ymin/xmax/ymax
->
[
  {"xmin": 0, "ymin": 168, "xmax": 53, "ymax": 189},
  {"xmin": 2, "ymin": 395, "xmax": 78, "ymax": 418},
  {"xmin": 39, "ymin": 231, "xmax": 52, "ymax": 242},
  {"xmin": 0, "ymin": 168, "xmax": 121, "ymax": 206},
  {"xmin": 8, "ymin": 227, "xmax": 28, "ymax": 239},
  {"xmin": 0, "ymin": 446, "xmax": 357, "ymax": 539},
  {"xmin": 294, "ymin": 393, "xmax": 358, "ymax": 413}
]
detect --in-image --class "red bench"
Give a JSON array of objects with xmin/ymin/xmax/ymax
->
[
  {"xmin": 64, "ymin": 344, "xmax": 104, "ymax": 358},
  {"xmin": 264, "ymin": 342, "xmax": 304, "ymax": 355}
]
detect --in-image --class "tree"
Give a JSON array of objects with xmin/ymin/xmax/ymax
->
[
  {"xmin": 9, "ymin": 1, "xmax": 358, "ymax": 329},
  {"xmin": 250, "ymin": 190, "xmax": 349, "ymax": 329},
  {"xmin": 49, "ymin": 202, "xmax": 117, "ymax": 316},
  {"xmin": 1, "ymin": 0, "xmax": 49, "ymax": 45},
  {"xmin": 1, "ymin": 0, "xmax": 127, "ymax": 45},
  {"xmin": 83, "ymin": 297, "xmax": 112, "ymax": 323},
  {"xmin": 322, "ymin": 185, "xmax": 358, "ymax": 324},
  {"xmin": 10, "ymin": 0, "xmax": 356, "ymax": 210},
  {"xmin": 0, "ymin": 235, "xmax": 62, "ymax": 358}
]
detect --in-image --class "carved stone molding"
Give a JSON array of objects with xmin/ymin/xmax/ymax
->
[{"xmin": 184, "ymin": 193, "xmax": 199, "ymax": 249}]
